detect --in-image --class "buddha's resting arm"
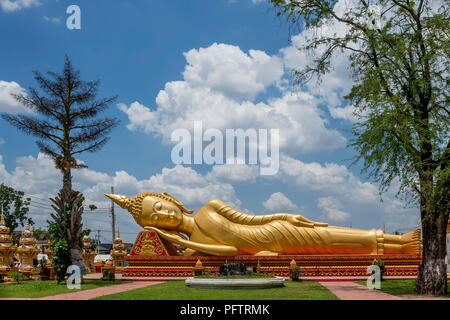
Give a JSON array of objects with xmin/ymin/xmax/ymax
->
[
  {"xmin": 207, "ymin": 200, "xmax": 328, "ymax": 228},
  {"xmin": 144, "ymin": 226, "xmax": 238, "ymax": 256}
]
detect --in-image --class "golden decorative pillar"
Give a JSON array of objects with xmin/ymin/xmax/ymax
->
[
  {"xmin": 110, "ymin": 229, "xmax": 127, "ymax": 272},
  {"xmin": 193, "ymin": 258, "xmax": 204, "ymax": 276},
  {"xmin": 44, "ymin": 241, "xmax": 53, "ymax": 267},
  {"xmin": 17, "ymin": 220, "xmax": 40, "ymax": 276},
  {"xmin": 0, "ymin": 213, "xmax": 16, "ymax": 274},
  {"xmin": 82, "ymin": 231, "xmax": 96, "ymax": 273}
]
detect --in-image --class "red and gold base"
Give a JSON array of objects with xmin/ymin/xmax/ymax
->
[{"xmin": 122, "ymin": 231, "xmax": 422, "ymax": 279}]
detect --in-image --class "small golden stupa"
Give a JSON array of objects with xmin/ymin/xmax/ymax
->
[
  {"xmin": 82, "ymin": 228, "xmax": 96, "ymax": 272},
  {"xmin": 0, "ymin": 212, "xmax": 16, "ymax": 273},
  {"xmin": 17, "ymin": 220, "xmax": 40, "ymax": 275},
  {"xmin": 110, "ymin": 229, "xmax": 127, "ymax": 270}
]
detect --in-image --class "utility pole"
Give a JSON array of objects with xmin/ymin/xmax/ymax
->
[
  {"xmin": 96, "ymin": 230, "xmax": 101, "ymax": 254},
  {"xmin": 111, "ymin": 186, "xmax": 115, "ymax": 244}
]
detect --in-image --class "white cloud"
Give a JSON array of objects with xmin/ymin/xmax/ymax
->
[
  {"xmin": 278, "ymin": 154, "xmax": 378, "ymax": 204},
  {"xmin": 0, "ymin": 81, "xmax": 31, "ymax": 114},
  {"xmin": 317, "ymin": 196, "xmax": 350, "ymax": 221},
  {"xmin": 0, "ymin": 0, "xmax": 40, "ymax": 12},
  {"xmin": 0, "ymin": 138, "xmax": 4, "ymax": 146},
  {"xmin": 262, "ymin": 192, "xmax": 298, "ymax": 212},
  {"xmin": 119, "ymin": 88, "xmax": 346, "ymax": 155},
  {"xmin": 206, "ymin": 164, "xmax": 259, "ymax": 184},
  {"xmin": 183, "ymin": 43, "xmax": 283, "ymax": 101},
  {"xmin": 43, "ymin": 16, "xmax": 61, "ymax": 24}
]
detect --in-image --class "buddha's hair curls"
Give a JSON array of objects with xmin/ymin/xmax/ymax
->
[{"xmin": 125, "ymin": 192, "xmax": 194, "ymax": 218}]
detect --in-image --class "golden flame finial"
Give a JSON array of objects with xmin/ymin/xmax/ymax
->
[
  {"xmin": 0, "ymin": 213, "xmax": 5, "ymax": 226},
  {"xmin": 117, "ymin": 228, "xmax": 120, "ymax": 238},
  {"xmin": 25, "ymin": 219, "xmax": 30, "ymax": 230},
  {"xmin": 290, "ymin": 259, "xmax": 297, "ymax": 268}
]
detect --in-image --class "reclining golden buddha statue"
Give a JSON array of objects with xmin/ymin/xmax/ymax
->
[{"xmin": 105, "ymin": 192, "xmax": 421, "ymax": 256}]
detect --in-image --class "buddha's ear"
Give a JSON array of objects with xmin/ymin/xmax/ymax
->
[{"xmin": 161, "ymin": 192, "xmax": 194, "ymax": 214}]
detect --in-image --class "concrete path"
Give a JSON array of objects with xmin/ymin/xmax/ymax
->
[
  {"xmin": 36, "ymin": 281, "xmax": 163, "ymax": 300},
  {"xmin": 319, "ymin": 281, "xmax": 401, "ymax": 300},
  {"xmin": 0, "ymin": 281, "xmax": 162, "ymax": 300}
]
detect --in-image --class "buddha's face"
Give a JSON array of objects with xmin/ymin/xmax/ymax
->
[{"xmin": 138, "ymin": 196, "xmax": 183, "ymax": 230}]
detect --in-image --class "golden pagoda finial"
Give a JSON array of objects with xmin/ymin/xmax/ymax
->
[
  {"xmin": 25, "ymin": 219, "xmax": 30, "ymax": 230},
  {"xmin": 117, "ymin": 228, "xmax": 120, "ymax": 238}
]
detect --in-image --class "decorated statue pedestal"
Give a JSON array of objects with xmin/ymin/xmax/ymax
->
[{"xmin": 122, "ymin": 231, "xmax": 422, "ymax": 279}]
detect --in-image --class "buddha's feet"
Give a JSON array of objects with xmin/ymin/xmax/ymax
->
[{"xmin": 400, "ymin": 228, "xmax": 422, "ymax": 254}]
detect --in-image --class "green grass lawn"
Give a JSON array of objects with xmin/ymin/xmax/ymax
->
[
  {"xmin": 355, "ymin": 280, "xmax": 450, "ymax": 298},
  {"xmin": 93, "ymin": 280, "xmax": 338, "ymax": 300},
  {"xmin": 0, "ymin": 280, "xmax": 126, "ymax": 298}
]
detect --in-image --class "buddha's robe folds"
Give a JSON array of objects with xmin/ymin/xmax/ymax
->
[{"xmin": 193, "ymin": 200, "xmax": 382, "ymax": 255}]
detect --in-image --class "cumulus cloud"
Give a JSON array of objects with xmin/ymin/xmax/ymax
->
[
  {"xmin": 262, "ymin": 192, "xmax": 298, "ymax": 212},
  {"xmin": 119, "ymin": 88, "xmax": 346, "ymax": 155},
  {"xmin": 278, "ymin": 154, "xmax": 378, "ymax": 204},
  {"xmin": 206, "ymin": 164, "xmax": 259, "ymax": 184},
  {"xmin": 0, "ymin": 81, "xmax": 31, "ymax": 114},
  {"xmin": 183, "ymin": 43, "xmax": 284, "ymax": 101},
  {"xmin": 0, "ymin": 0, "xmax": 40, "ymax": 12},
  {"xmin": 317, "ymin": 196, "xmax": 350, "ymax": 221}
]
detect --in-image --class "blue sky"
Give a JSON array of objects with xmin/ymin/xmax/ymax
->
[{"xmin": 0, "ymin": 0, "xmax": 419, "ymax": 243}]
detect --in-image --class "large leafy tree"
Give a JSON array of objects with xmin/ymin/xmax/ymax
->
[
  {"xmin": 0, "ymin": 183, "xmax": 33, "ymax": 235},
  {"xmin": 1, "ymin": 56, "xmax": 119, "ymax": 272},
  {"xmin": 269, "ymin": 0, "xmax": 449, "ymax": 295}
]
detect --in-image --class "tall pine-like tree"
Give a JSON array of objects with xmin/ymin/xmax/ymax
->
[{"xmin": 1, "ymin": 56, "xmax": 119, "ymax": 271}]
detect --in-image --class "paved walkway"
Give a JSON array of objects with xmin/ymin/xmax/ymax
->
[
  {"xmin": 38, "ymin": 281, "xmax": 163, "ymax": 300},
  {"xmin": 320, "ymin": 281, "xmax": 401, "ymax": 300}
]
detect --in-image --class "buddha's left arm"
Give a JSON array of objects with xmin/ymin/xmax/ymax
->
[{"xmin": 207, "ymin": 200, "xmax": 328, "ymax": 228}]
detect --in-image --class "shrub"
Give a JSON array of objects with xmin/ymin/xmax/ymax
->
[
  {"xmin": 290, "ymin": 267, "xmax": 302, "ymax": 281},
  {"xmin": 372, "ymin": 259, "xmax": 387, "ymax": 281},
  {"xmin": 52, "ymin": 239, "xmax": 71, "ymax": 284},
  {"xmin": 8, "ymin": 272, "xmax": 28, "ymax": 284}
]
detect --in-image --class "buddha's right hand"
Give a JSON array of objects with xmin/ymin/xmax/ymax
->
[{"xmin": 287, "ymin": 215, "xmax": 328, "ymax": 228}]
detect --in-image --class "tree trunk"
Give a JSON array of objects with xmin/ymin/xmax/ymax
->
[
  {"xmin": 415, "ymin": 211, "xmax": 448, "ymax": 295},
  {"xmin": 63, "ymin": 167, "xmax": 72, "ymax": 191}
]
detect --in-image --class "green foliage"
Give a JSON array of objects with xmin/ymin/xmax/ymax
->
[
  {"xmin": 89, "ymin": 204, "xmax": 98, "ymax": 211},
  {"xmin": 372, "ymin": 259, "xmax": 387, "ymax": 281},
  {"xmin": 0, "ymin": 183, "xmax": 32, "ymax": 234},
  {"xmin": 52, "ymin": 239, "xmax": 70, "ymax": 284},
  {"xmin": 269, "ymin": 0, "xmax": 449, "ymax": 294},
  {"xmin": 290, "ymin": 267, "xmax": 302, "ymax": 281},
  {"xmin": 93, "ymin": 280, "xmax": 339, "ymax": 300},
  {"xmin": 8, "ymin": 272, "xmax": 28, "ymax": 284}
]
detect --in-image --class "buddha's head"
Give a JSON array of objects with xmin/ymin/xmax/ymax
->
[{"xmin": 104, "ymin": 192, "xmax": 194, "ymax": 231}]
